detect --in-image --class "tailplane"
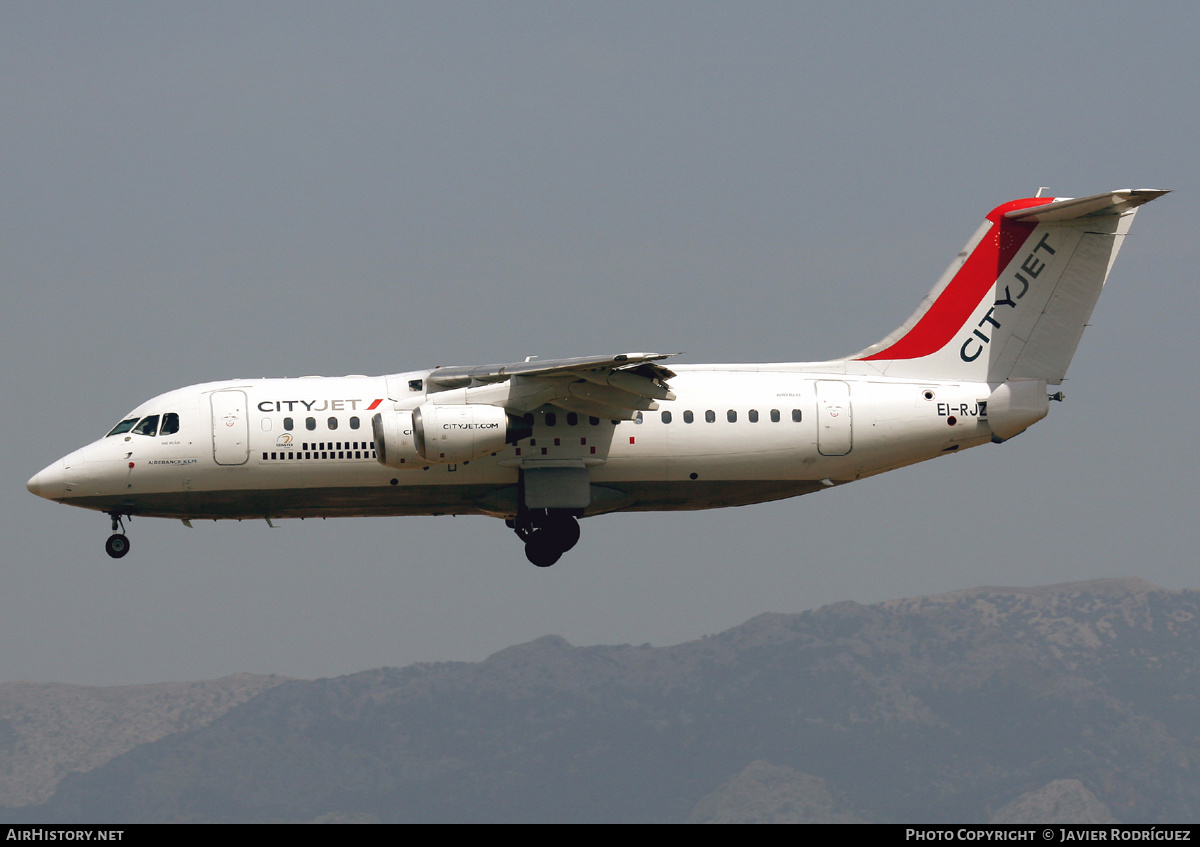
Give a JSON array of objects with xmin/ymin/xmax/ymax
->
[{"xmin": 851, "ymin": 189, "xmax": 1167, "ymax": 384}]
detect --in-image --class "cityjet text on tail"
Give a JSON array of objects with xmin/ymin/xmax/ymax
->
[{"xmin": 27, "ymin": 189, "xmax": 1167, "ymax": 566}]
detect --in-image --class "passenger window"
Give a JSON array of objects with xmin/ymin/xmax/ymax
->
[
  {"xmin": 546, "ymin": 412, "xmax": 557, "ymax": 427},
  {"xmin": 567, "ymin": 412, "xmax": 578, "ymax": 426},
  {"xmin": 349, "ymin": 417, "xmax": 360, "ymax": 430},
  {"xmin": 661, "ymin": 411, "xmax": 672, "ymax": 424},
  {"xmin": 792, "ymin": 409, "xmax": 802, "ymax": 422},
  {"xmin": 771, "ymin": 409, "xmax": 780, "ymax": 423},
  {"xmin": 306, "ymin": 417, "xmax": 316, "ymax": 431},
  {"xmin": 283, "ymin": 417, "xmax": 294, "ymax": 431},
  {"xmin": 727, "ymin": 410, "xmax": 737, "ymax": 423},
  {"xmin": 749, "ymin": 409, "xmax": 759, "ymax": 423},
  {"xmin": 160, "ymin": 413, "xmax": 180, "ymax": 435},
  {"xmin": 705, "ymin": 410, "xmax": 715, "ymax": 423},
  {"xmin": 107, "ymin": 418, "xmax": 139, "ymax": 437},
  {"xmin": 684, "ymin": 411, "xmax": 694, "ymax": 424},
  {"xmin": 132, "ymin": 415, "xmax": 160, "ymax": 437},
  {"xmin": 328, "ymin": 417, "xmax": 339, "ymax": 430},
  {"xmin": 589, "ymin": 416, "xmax": 600, "ymax": 426}
]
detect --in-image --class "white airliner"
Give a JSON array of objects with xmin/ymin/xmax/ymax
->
[{"xmin": 27, "ymin": 189, "xmax": 1165, "ymax": 566}]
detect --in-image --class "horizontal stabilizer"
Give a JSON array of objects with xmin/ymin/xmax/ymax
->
[{"xmin": 1004, "ymin": 189, "xmax": 1169, "ymax": 223}]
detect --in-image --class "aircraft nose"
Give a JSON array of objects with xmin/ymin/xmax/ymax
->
[{"xmin": 26, "ymin": 460, "xmax": 65, "ymax": 500}]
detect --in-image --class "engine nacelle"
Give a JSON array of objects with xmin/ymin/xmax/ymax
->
[
  {"xmin": 372, "ymin": 409, "xmax": 422, "ymax": 468},
  {"xmin": 373, "ymin": 404, "xmax": 532, "ymax": 468}
]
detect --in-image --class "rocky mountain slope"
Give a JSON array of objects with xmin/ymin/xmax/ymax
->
[
  {"xmin": 9, "ymin": 577, "xmax": 1200, "ymax": 823},
  {"xmin": 0, "ymin": 673, "xmax": 287, "ymax": 807}
]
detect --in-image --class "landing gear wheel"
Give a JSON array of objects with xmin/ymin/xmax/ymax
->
[
  {"xmin": 513, "ymin": 510, "xmax": 581, "ymax": 567},
  {"xmin": 550, "ymin": 517, "xmax": 580, "ymax": 552},
  {"xmin": 105, "ymin": 534, "xmax": 130, "ymax": 559},
  {"xmin": 524, "ymin": 531, "xmax": 563, "ymax": 568}
]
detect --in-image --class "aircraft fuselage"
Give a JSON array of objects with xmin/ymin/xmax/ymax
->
[{"xmin": 27, "ymin": 367, "xmax": 1014, "ymax": 523}]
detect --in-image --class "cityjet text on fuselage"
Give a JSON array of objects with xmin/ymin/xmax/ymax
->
[{"xmin": 256, "ymin": 399, "xmax": 384, "ymax": 413}]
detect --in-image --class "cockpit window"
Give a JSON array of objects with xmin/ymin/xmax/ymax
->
[
  {"xmin": 107, "ymin": 418, "xmax": 139, "ymax": 437},
  {"xmin": 160, "ymin": 413, "xmax": 180, "ymax": 435},
  {"xmin": 132, "ymin": 415, "xmax": 160, "ymax": 437}
]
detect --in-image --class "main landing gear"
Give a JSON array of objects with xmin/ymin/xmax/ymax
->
[
  {"xmin": 105, "ymin": 513, "xmax": 130, "ymax": 559},
  {"xmin": 508, "ymin": 510, "xmax": 581, "ymax": 568}
]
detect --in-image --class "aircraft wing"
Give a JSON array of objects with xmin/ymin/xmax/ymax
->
[{"xmin": 426, "ymin": 352, "xmax": 679, "ymax": 420}]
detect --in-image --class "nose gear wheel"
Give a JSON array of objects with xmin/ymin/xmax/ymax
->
[
  {"xmin": 105, "ymin": 513, "xmax": 130, "ymax": 559},
  {"xmin": 105, "ymin": 534, "xmax": 130, "ymax": 558}
]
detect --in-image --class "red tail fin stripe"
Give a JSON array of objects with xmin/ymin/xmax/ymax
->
[{"xmin": 858, "ymin": 197, "xmax": 1054, "ymax": 362}]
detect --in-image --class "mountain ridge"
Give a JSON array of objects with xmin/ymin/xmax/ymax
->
[{"xmin": 8, "ymin": 576, "xmax": 1200, "ymax": 822}]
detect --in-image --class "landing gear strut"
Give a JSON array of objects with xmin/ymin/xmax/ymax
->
[
  {"xmin": 105, "ymin": 513, "xmax": 130, "ymax": 559},
  {"xmin": 508, "ymin": 510, "xmax": 580, "ymax": 568}
]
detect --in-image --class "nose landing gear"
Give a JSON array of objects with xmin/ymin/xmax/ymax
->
[
  {"xmin": 508, "ymin": 510, "xmax": 581, "ymax": 568},
  {"xmin": 105, "ymin": 513, "xmax": 130, "ymax": 559}
]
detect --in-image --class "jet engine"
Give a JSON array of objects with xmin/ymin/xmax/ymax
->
[{"xmin": 373, "ymin": 404, "xmax": 532, "ymax": 468}]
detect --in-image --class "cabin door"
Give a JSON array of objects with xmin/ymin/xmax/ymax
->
[
  {"xmin": 816, "ymin": 380, "xmax": 852, "ymax": 456},
  {"xmin": 211, "ymin": 390, "xmax": 250, "ymax": 465}
]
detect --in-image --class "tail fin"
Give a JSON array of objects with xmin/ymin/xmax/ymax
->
[{"xmin": 851, "ymin": 189, "xmax": 1167, "ymax": 384}]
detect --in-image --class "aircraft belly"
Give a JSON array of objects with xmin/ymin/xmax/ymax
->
[
  {"xmin": 612, "ymin": 479, "xmax": 826, "ymax": 511},
  {"xmin": 63, "ymin": 483, "xmax": 505, "ymax": 520},
  {"xmin": 62, "ymin": 477, "xmax": 828, "ymax": 520}
]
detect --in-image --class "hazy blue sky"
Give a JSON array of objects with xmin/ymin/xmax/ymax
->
[{"xmin": 3, "ymin": 2, "xmax": 1197, "ymax": 685}]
